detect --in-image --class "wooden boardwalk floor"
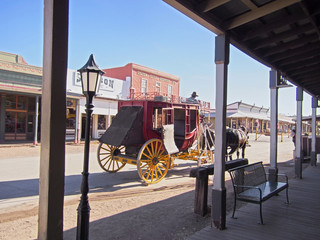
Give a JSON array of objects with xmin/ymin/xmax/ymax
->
[{"xmin": 188, "ymin": 165, "xmax": 320, "ymax": 240}]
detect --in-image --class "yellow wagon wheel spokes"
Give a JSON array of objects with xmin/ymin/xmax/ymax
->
[
  {"xmin": 137, "ymin": 139, "xmax": 170, "ymax": 184},
  {"xmin": 97, "ymin": 142, "xmax": 126, "ymax": 173}
]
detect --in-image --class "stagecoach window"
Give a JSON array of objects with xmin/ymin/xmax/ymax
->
[
  {"xmin": 153, "ymin": 108, "xmax": 162, "ymax": 129},
  {"xmin": 190, "ymin": 110, "xmax": 197, "ymax": 131}
]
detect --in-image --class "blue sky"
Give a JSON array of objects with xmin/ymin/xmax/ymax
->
[{"xmin": 0, "ymin": 0, "xmax": 313, "ymax": 116}]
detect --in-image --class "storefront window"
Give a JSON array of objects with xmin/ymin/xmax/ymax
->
[
  {"xmin": 16, "ymin": 112, "xmax": 26, "ymax": 133},
  {"xmin": 5, "ymin": 95, "xmax": 16, "ymax": 109},
  {"xmin": 17, "ymin": 96, "xmax": 27, "ymax": 110},
  {"xmin": 3, "ymin": 94, "xmax": 38, "ymax": 140},
  {"xmin": 5, "ymin": 112, "xmax": 15, "ymax": 133},
  {"xmin": 98, "ymin": 115, "xmax": 106, "ymax": 130},
  {"xmin": 27, "ymin": 114, "xmax": 34, "ymax": 133},
  {"xmin": 28, "ymin": 97, "xmax": 36, "ymax": 112},
  {"xmin": 66, "ymin": 99, "xmax": 76, "ymax": 129}
]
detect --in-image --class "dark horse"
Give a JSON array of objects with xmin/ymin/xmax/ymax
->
[
  {"xmin": 226, "ymin": 126, "xmax": 248, "ymax": 160},
  {"xmin": 199, "ymin": 125, "xmax": 248, "ymax": 161}
]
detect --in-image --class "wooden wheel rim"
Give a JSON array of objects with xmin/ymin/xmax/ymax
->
[
  {"xmin": 137, "ymin": 139, "xmax": 170, "ymax": 184},
  {"xmin": 97, "ymin": 142, "xmax": 126, "ymax": 173}
]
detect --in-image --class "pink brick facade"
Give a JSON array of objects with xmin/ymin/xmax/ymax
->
[{"xmin": 104, "ymin": 63, "xmax": 180, "ymax": 99}]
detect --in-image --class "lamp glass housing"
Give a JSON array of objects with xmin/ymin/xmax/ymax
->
[
  {"xmin": 78, "ymin": 54, "xmax": 105, "ymax": 96},
  {"xmin": 80, "ymin": 70, "xmax": 102, "ymax": 94}
]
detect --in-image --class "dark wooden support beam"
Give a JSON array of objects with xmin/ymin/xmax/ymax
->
[
  {"xmin": 274, "ymin": 49, "xmax": 318, "ymax": 66},
  {"xmin": 243, "ymin": 13, "xmax": 306, "ymax": 41},
  {"xmin": 277, "ymin": 56, "xmax": 320, "ymax": 72},
  {"xmin": 268, "ymin": 42, "xmax": 320, "ymax": 62},
  {"xmin": 300, "ymin": 2, "xmax": 320, "ymax": 39},
  {"xmin": 262, "ymin": 34, "xmax": 318, "ymax": 56},
  {"xmin": 287, "ymin": 65, "xmax": 320, "ymax": 77},
  {"xmin": 296, "ymin": 72, "xmax": 320, "ymax": 81},
  {"xmin": 241, "ymin": 0, "xmax": 257, "ymax": 10},
  {"xmin": 224, "ymin": 0, "xmax": 301, "ymax": 30},
  {"xmin": 300, "ymin": 76, "xmax": 320, "ymax": 85},
  {"xmin": 198, "ymin": 0, "xmax": 230, "ymax": 12},
  {"xmin": 253, "ymin": 23, "xmax": 314, "ymax": 50}
]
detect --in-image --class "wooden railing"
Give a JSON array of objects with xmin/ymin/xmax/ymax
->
[{"xmin": 129, "ymin": 91, "xmax": 211, "ymax": 111}]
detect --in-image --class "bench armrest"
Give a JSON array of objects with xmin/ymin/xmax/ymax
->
[
  {"xmin": 266, "ymin": 173, "xmax": 288, "ymax": 183},
  {"xmin": 233, "ymin": 184, "xmax": 262, "ymax": 200}
]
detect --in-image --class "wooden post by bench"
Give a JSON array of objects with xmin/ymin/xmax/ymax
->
[
  {"xmin": 193, "ymin": 167, "xmax": 209, "ymax": 216},
  {"xmin": 190, "ymin": 159, "xmax": 248, "ymax": 216}
]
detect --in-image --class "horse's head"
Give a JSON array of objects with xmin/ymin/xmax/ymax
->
[{"xmin": 239, "ymin": 125, "xmax": 248, "ymax": 135}]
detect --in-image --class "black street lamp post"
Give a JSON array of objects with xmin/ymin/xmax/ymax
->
[{"xmin": 76, "ymin": 54, "xmax": 104, "ymax": 240}]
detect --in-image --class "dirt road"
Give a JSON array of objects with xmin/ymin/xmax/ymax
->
[{"xmin": 0, "ymin": 134, "xmax": 299, "ymax": 240}]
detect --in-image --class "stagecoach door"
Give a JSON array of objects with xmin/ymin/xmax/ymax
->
[
  {"xmin": 161, "ymin": 108, "xmax": 180, "ymax": 154},
  {"xmin": 162, "ymin": 108, "xmax": 174, "ymax": 125}
]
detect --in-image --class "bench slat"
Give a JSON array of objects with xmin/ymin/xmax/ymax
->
[{"xmin": 237, "ymin": 182, "xmax": 288, "ymax": 202}]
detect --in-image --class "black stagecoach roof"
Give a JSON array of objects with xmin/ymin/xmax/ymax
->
[{"xmin": 164, "ymin": 0, "xmax": 320, "ymax": 98}]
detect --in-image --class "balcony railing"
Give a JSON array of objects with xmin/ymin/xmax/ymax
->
[{"xmin": 129, "ymin": 90, "xmax": 210, "ymax": 111}]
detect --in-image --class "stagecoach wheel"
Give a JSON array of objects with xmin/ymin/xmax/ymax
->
[
  {"xmin": 97, "ymin": 142, "xmax": 126, "ymax": 173},
  {"xmin": 137, "ymin": 139, "xmax": 170, "ymax": 185}
]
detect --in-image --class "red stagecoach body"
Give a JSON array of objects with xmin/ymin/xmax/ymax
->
[
  {"xmin": 97, "ymin": 98, "xmax": 212, "ymax": 184},
  {"xmin": 116, "ymin": 100, "xmax": 199, "ymax": 152}
]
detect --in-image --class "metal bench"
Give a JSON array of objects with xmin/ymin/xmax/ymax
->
[{"xmin": 228, "ymin": 161, "xmax": 289, "ymax": 224}]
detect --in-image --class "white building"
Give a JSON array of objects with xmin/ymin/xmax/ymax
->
[
  {"xmin": 209, "ymin": 101, "xmax": 296, "ymax": 134},
  {"xmin": 66, "ymin": 69, "xmax": 131, "ymax": 141}
]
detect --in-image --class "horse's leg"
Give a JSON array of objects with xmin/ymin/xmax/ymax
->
[
  {"xmin": 229, "ymin": 146, "xmax": 237, "ymax": 160},
  {"xmin": 242, "ymin": 143, "xmax": 246, "ymax": 158}
]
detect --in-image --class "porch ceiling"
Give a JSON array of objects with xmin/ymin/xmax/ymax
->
[{"xmin": 164, "ymin": 0, "xmax": 320, "ymax": 97}]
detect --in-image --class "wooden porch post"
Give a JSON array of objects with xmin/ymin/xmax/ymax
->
[
  {"xmin": 38, "ymin": 0, "xmax": 69, "ymax": 239},
  {"xmin": 295, "ymin": 86, "xmax": 303, "ymax": 178},
  {"xmin": 212, "ymin": 34, "xmax": 229, "ymax": 230},
  {"xmin": 311, "ymin": 97, "xmax": 318, "ymax": 166},
  {"xmin": 269, "ymin": 69, "xmax": 279, "ymax": 181}
]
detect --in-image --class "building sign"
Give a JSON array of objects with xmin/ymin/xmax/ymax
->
[
  {"xmin": 137, "ymin": 71, "xmax": 176, "ymax": 85},
  {"xmin": 99, "ymin": 76, "xmax": 114, "ymax": 92},
  {"xmin": 74, "ymin": 71, "xmax": 82, "ymax": 87},
  {"xmin": 74, "ymin": 72, "xmax": 114, "ymax": 92},
  {"xmin": 0, "ymin": 61, "xmax": 43, "ymax": 76}
]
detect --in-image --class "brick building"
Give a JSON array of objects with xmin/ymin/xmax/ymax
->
[{"xmin": 104, "ymin": 63, "xmax": 180, "ymax": 101}]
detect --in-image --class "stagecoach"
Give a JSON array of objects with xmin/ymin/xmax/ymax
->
[{"xmin": 97, "ymin": 97, "xmax": 213, "ymax": 184}]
